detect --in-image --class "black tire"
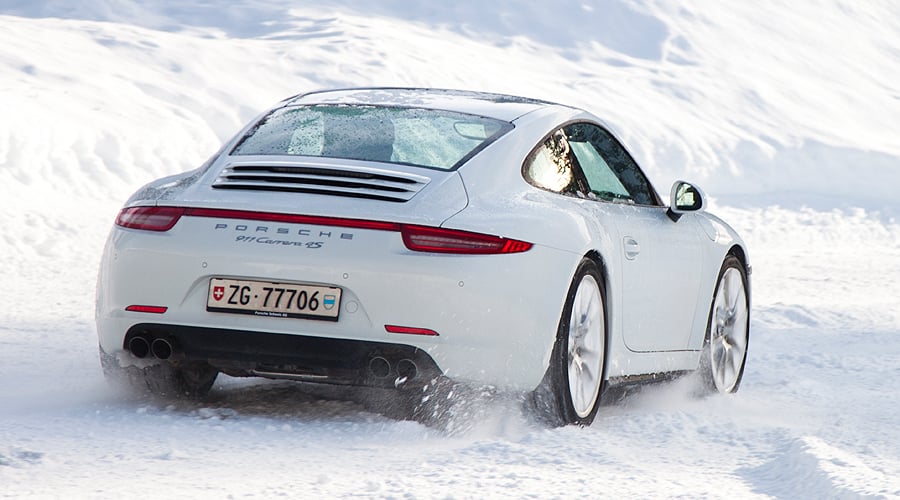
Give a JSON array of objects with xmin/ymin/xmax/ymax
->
[
  {"xmin": 699, "ymin": 255, "xmax": 750, "ymax": 394},
  {"xmin": 531, "ymin": 259, "xmax": 607, "ymax": 426},
  {"xmin": 99, "ymin": 347, "xmax": 218, "ymax": 399}
]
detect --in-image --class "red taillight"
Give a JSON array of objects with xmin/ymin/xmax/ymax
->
[
  {"xmin": 401, "ymin": 225, "xmax": 532, "ymax": 254},
  {"xmin": 385, "ymin": 325, "xmax": 440, "ymax": 336},
  {"xmin": 125, "ymin": 305, "xmax": 168, "ymax": 314},
  {"xmin": 116, "ymin": 206, "xmax": 185, "ymax": 232}
]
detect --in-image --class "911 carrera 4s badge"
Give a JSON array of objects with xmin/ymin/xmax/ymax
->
[{"xmin": 206, "ymin": 277, "xmax": 341, "ymax": 321}]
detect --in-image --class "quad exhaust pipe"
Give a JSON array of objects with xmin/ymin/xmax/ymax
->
[
  {"xmin": 151, "ymin": 338, "xmax": 174, "ymax": 360},
  {"xmin": 127, "ymin": 335, "xmax": 175, "ymax": 360},
  {"xmin": 368, "ymin": 356, "xmax": 391, "ymax": 378},
  {"xmin": 128, "ymin": 336, "xmax": 150, "ymax": 359},
  {"xmin": 397, "ymin": 359, "xmax": 418, "ymax": 380}
]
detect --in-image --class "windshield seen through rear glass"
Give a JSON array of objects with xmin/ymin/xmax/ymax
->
[{"xmin": 231, "ymin": 105, "xmax": 513, "ymax": 170}]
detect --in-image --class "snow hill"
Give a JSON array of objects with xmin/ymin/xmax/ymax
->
[{"xmin": 1, "ymin": 1, "xmax": 899, "ymax": 497}]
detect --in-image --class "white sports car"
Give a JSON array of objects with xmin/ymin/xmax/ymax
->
[{"xmin": 96, "ymin": 87, "xmax": 750, "ymax": 425}]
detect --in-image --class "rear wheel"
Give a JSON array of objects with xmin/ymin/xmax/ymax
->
[
  {"xmin": 533, "ymin": 259, "xmax": 607, "ymax": 426},
  {"xmin": 699, "ymin": 255, "xmax": 749, "ymax": 393}
]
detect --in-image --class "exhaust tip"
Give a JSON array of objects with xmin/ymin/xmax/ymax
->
[
  {"xmin": 397, "ymin": 359, "xmax": 418, "ymax": 380},
  {"xmin": 150, "ymin": 338, "xmax": 174, "ymax": 360},
  {"xmin": 128, "ymin": 336, "xmax": 150, "ymax": 359},
  {"xmin": 368, "ymin": 356, "xmax": 391, "ymax": 378}
]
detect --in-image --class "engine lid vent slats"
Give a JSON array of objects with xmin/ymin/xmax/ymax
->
[{"xmin": 212, "ymin": 164, "xmax": 430, "ymax": 202}]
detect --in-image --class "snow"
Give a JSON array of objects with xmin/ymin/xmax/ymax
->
[{"xmin": 2, "ymin": 1, "xmax": 899, "ymax": 497}]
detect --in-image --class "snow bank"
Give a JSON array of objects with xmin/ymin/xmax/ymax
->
[{"xmin": 3, "ymin": 1, "xmax": 900, "ymax": 205}]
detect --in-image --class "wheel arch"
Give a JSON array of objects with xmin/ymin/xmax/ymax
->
[
  {"xmin": 583, "ymin": 249, "xmax": 611, "ymax": 337},
  {"xmin": 582, "ymin": 249, "xmax": 612, "ymax": 381},
  {"xmin": 583, "ymin": 249, "xmax": 609, "ymax": 289},
  {"xmin": 727, "ymin": 244, "xmax": 748, "ymax": 271},
  {"xmin": 726, "ymin": 244, "xmax": 752, "ymax": 305}
]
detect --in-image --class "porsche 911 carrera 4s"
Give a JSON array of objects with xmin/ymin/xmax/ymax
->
[{"xmin": 96, "ymin": 87, "xmax": 750, "ymax": 425}]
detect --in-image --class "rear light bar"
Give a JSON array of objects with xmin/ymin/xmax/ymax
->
[
  {"xmin": 115, "ymin": 206, "xmax": 532, "ymax": 254},
  {"xmin": 186, "ymin": 208, "xmax": 401, "ymax": 232}
]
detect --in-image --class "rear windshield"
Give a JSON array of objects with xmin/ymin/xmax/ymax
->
[{"xmin": 231, "ymin": 105, "xmax": 513, "ymax": 170}]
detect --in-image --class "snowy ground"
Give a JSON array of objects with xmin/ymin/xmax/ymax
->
[{"xmin": 2, "ymin": 1, "xmax": 899, "ymax": 498}]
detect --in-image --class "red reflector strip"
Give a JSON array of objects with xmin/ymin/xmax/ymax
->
[
  {"xmin": 385, "ymin": 325, "xmax": 440, "ymax": 336},
  {"xmin": 401, "ymin": 225, "xmax": 533, "ymax": 254},
  {"xmin": 125, "ymin": 305, "xmax": 168, "ymax": 314}
]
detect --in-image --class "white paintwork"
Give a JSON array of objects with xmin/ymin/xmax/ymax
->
[
  {"xmin": 96, "ymin": 88, "xmax": 750, "ymax": 392},
  {"xmin": 617, "ymin": 207, "xmax": 705, "ymax": 352}
]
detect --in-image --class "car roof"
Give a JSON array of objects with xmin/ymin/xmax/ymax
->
[{"xmin": 284, "ymin": 87, "xmax": 567, "ymax": 122}]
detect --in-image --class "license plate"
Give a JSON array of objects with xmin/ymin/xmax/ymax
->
[{"xmin": 207, "ymin": 278, "xmax": 341, "ymax": 321}]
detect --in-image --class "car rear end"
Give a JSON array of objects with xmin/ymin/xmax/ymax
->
[{"xmin": 96, "ymin": 92, "xmax": 575, "ymax": 391}]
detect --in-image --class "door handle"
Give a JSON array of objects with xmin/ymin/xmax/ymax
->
[{"xmin": 624, "ymin": 237, "xmax": 640, "ymax": 260}]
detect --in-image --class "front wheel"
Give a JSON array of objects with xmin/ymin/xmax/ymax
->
[
  {"xmin": 532, "ymin": 259, "xmax": 607, "ymax": 426},
  {"xmin": 699, "ymin": 255, "xmax": 750, "ymax": 393}
]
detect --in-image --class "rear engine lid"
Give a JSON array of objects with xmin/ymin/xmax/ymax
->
[{"xmin": 174, "ymin": 157, "xmax": 469, "ymax": 226}]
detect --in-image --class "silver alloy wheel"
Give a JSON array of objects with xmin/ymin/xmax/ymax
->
[
  {"xmin": 567, "ymin": 274, "xmax": 605, "ymax": 418},
  {"xmin": 709, "ymin": 267, "xmax": 749, "ymax": 392}
]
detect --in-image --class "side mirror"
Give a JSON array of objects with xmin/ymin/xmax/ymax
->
[{"xmin": 667, "ymin": 180, "xmax": 706, "ymax": 222}]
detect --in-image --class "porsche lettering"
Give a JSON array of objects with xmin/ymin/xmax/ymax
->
[{"xmin": 214, "ymin": 223, "xmax": 353, "ymax": 240}]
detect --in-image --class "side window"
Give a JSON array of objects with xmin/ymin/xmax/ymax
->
[
  {"xmin": 563, "ymin": 123, "xmax": 658, "ymax": 206},
  {"xmin": 568, "ymin": 140, "xmax": 631, "ymax": 200},
  {"xmin": 522, "ymin": 130, "xmax": 579, "ymax": 195}
]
